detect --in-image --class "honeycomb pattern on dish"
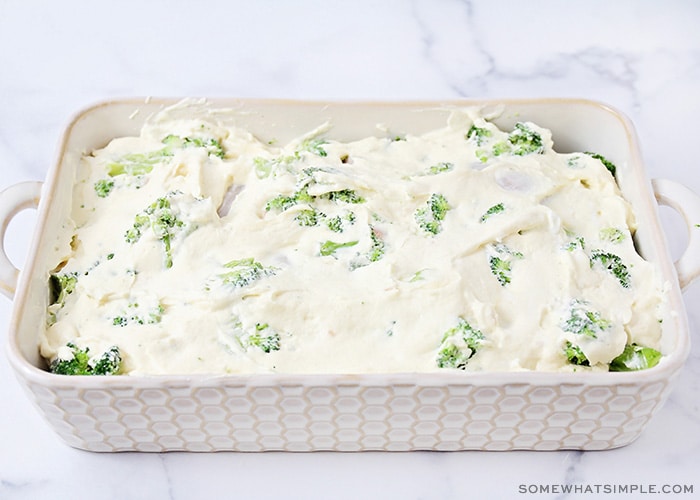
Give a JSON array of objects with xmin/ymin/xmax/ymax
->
[{"xmin": 22, "ymin": 378, "xmax": 673, "ymax": 452}]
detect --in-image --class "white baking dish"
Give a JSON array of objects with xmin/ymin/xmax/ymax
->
[{"xmin": 1, "ymin": 98, "xmax": 699, "ymax": 452}]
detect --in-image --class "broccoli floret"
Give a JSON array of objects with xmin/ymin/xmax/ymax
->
[
  {"xmin": 491, "ymin": 141, "xmax": 511, "ymax": 156},
  {"xmin": 107, "ymin": 151, "xmax": 167, "ymax": 177},
  {"xmin": 325, "ymin": 211, "xmax": 356, "ymax": 233},
  {"xmin": 295, "ymin": 208, "xmax": 323, "ymax": 227},
  {"xmin": 162, "ymin": 134, "xmax": 225, "ymax": 158},
  {"xmin": 298, "ymin": 138, "xmax": 328, "ymax": 157},
  {"xmin": 113, "ymin": 316, "xmax": 128, "ymax": 327},
  {"xmin": 106, "ymin": 133, "xmax": 224, "ymax": 180},
  {"xmin": 125, "ymin": 194, "xmax": 185, "ymax": 268},
  {"xmin": 563, "ymin": 341, "xmax": 590, "ymax": 366},
  {"xmin": 125, "ymin": 214, "xmax": 149, "ymax": 243},
  {"xmin": 49, "ymin": 272, "xmax": 78, "ymax": 306},
  {"xmin": 112, "ymin": 301, "xmax": 164, "ymax": 327},
  {"xmin": 508, "ymin": 122, "xmax": 544, "ymax": 156},
  {"xmin": 265, "ymin": 185, "xmax": 315, "ymax": 212},
  {"xmin": 466, "ymin": 125, "xmax": 492, "ymax": 146},
  {"xmin": 253, "ymin": 154, "xmax": 299, "ymax": 179},
  {"xmin": 94, "ymin": 179, "xmax": 115, "ymax": 198},
  {"xmin": 480, "ymin": 203, "xmax": 505, "ymax": 223},
  {"xmin": 564, "ymin": 235, "xmax": 586, "ymax": 252},
  {"xmin": 436, "ymin": 317, "xmax": 484, "ymax": 369},
  {"xmin": 609, "ymin": 344, "xmax": 662, "ymax": 371},
  {"xmin": 561, "ymin": 299, "xmax": 611, "ymax": 338},
  {"xmin": 50, "ymin": 342, "xmax": 122, "ymax": 376},
  {"xmin": 426, "ymin": 162, "xmax": 454, "ymax": 175},
  {"xmin": 489, "ymin": 256, "xmax": 511, "ymax": 285},
  {"xmin": 229, "ymin": 318, "xmax": 282, "ymax": 354},
  {"xmin": 266, "ymin": 193, "xmax": 299, "ymax": 212},
  {"xmin": 415, "ymin": 193, "xmax": 451, "ymax": 235},
  {"xmin": 350, "ymin": 226, "xmax": 387, "ymax": 270},
  {"xmin": 599, "ymin": 227, "xmax": 625, "ymax": 244},
  {"xmin": 319, "ymin": 189, "xmax": 365, "ymax": 204},
  {"xmin": 243, "ymin": 323, "xmax": 282, "ymax": 353},
  {"xmin": 319, "ymin": 240, "xmax": 359, "ymax": 257},
  {"xmin": 487, "ymin": 244, "xmax": 523, "ymax": 286},
  {"xmin": 50, "ymin": 342, "xmax": 90, "ymax": 375},
  {"xmin": 584, "ymin": 152, "xmax": 616, "ymax": 177},
  {"xmin": 368, "ymin": 226, "xmax": 385, "ymax": 262},
  {"xmin": 91, "ymin": 346, "xmax": 122, "ymax": 375},
  {"xmin": 590, "ymin": 250, "xmax": 631, "ymax": 288},
  {"xmin": 218, "ymin": 258, "xmax": 278, "ymax": 288},
  {"xmin": 408, "ymin": 269, "xmax": 427, "ymax": 282}
]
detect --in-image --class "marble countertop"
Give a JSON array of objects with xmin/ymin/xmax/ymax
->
[{"xmin": 1, "ymin": 1, "xmax": 699, "ymax": 498}]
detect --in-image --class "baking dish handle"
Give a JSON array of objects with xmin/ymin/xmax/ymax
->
[
  {"xmin": 0, "ymin": 181, "xmax": 43, "ymax": 300},
  {"xmin": 652, "ymin": 178, "xmax": 700, "ymax": 291}
]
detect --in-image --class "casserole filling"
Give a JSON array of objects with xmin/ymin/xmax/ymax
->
[{"xmin": 40, "ymin": 107, "xmax": 667, "ymax": 375}]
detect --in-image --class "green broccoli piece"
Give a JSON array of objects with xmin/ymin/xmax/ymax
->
[
  {"xmin": 49, "ymin": 342, "xmax": 122, "ymax": 376},
  {"xmin": 564, "ymin": 235, "xmax": 586, "ymax": 252},
  {"xmin": 590, "ymin": 250, "xmax": 631, "ymax": 288},
  {"xmin": 609, "ymin": 344, "xmax": 662, "ymax": 372},
  {"xmin": 368, "ymin": 226, "xmax": 385, "ymax": 262},
  {"xmin": 49, "ymin": 272, "xmax": 78, "ymax": 306},
  {"xmin": 488, "ymin": 244, "xmax": 523, "ymax": 286},
  {"xmin": 319, "ymin": 189, "xmax": 365, "ymax": 204},
  {"xmin": 508, "ymin": 122, "xmax": 544, "ymax": 156},
  {"xmin": 349, "ymin": 226, "xmax": 387, "ymax": 270},
  {"xmin": 325, "ymin": 211, "xmax": 356, "ymax": 233},
  {"xmin": 426, "ymin": 162, "xmax": 454, "ymax": 175},
  {"xmin": 584, "ymin": 152, "xmax": 616, "ymax": 177},
  {"xmin": 253, "ymin": 157, "xmax": 275, "ymax": 179},
  {"xmin": 408, "ymin": 269, "xmax": 427, "ymax": 282},
  {"xmin": 561, "ymin": 299, "xmax": 611, "ymax": 339},
  {"xmin": 295, "ymin": 208, "xmax": 323, "ymax": 227},
  {"xmin": 599, "ymin": 227, "xmax": 625, "ymax": 244},
  {"xmin": 298, "ymin": 138, "xmax": 328, "ymax": 157},
  {"xmin": 415, "ymin": 193, "xmax": 451, "ymax": 235},
  {"xmin": 243, "ymin": 323, "xmax": 282, "ymax": 353},
  {"xmin": 106, "ymin": 133, "xmax": 224, "ymax": 179},
  {"xmin": 94, "ymin": 179, "xmax": 115, "ymax": 198},
  {"xmin": 107, "ymin": 151, "xmax": 167, "ymax": 177},
  {"xmin": 480, "ymin": 203, "xmax": 505, "ymax": 223},
  {"xmin": 125, "ymin": 214, "xmax": 149, "ymax": 243},
  {"xmin": 162, "ymin": 134, "xmax": 225, "ymax": 158},
  {"xmin": 326, "ymin": 216, "xmax": 343, "ymax": 233},
  {"xmin": 491, "ymin": 141, "xmax": 512, "ymax": 157},
  {"xmin": 320, "ymin": 240, "xmax": 359, "ymax": 257},
  {"xmin": 466, "ymin": 125, "xmax": 492, "ymax": 146},
  {"xmin": 112, "ymin": 302, "xmax": 164, "ymax": 327},
  {"xmin": 113, "ymin": 316, "xmax": 128, "ymax": 327},
  {"xmin": 265, "ymin": 185, "xmax": 314, "ymax": 212},
  {"xmin": 265, "ymin": 193, "xmax": 299, "ymax": 212},
  {"xmin": 91, "ymin": 346, "xmax": 122, "ymax": 375},
  {"xmin": 253, "ymin": 154, "xmax": 299, "ymax": 179},
  {"xmin": 218, "ymin": 258, "xmax": 278, "ymax": 289},
  {"xmin": 436, "ymin": 317, "xmax": 484, "ymax": 369},
  {"xmin": 125, "ymin": 195, "xmax": 185, "ymax": 269},
  {"xmin": 489, "ymin": 256, "xmax": 511, "ymax": 285},
  {"xmin": 563, "ymin": 341, "xmax": 590, "ymax": 366}
]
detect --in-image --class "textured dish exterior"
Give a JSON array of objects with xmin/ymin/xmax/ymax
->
[
  {"xmin": 6, "ymin": 98, "xmax": 690, "ymax": 452},
  {"xmin": 22, "ymin": 374, "xmax": 677, "ymax": 452}
]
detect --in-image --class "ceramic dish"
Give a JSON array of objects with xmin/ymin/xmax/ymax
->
[{"xmin": 1, "ymin": 98, "xmax": 699, "ymax": 452}]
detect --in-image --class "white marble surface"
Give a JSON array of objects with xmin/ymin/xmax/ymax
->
[{"xmin": 1, "ymin": 0, "xmax": 699, "ymax": 498}]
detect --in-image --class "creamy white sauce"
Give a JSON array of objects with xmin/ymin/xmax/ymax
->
[{"xmin": 40, "ymin": 109, "xmax": 667, "ymax": 375}]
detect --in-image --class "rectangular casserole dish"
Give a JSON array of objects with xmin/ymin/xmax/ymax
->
[{"xmin": 1, "ymin": 97, "xmax": 698, "ymax": 452}]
